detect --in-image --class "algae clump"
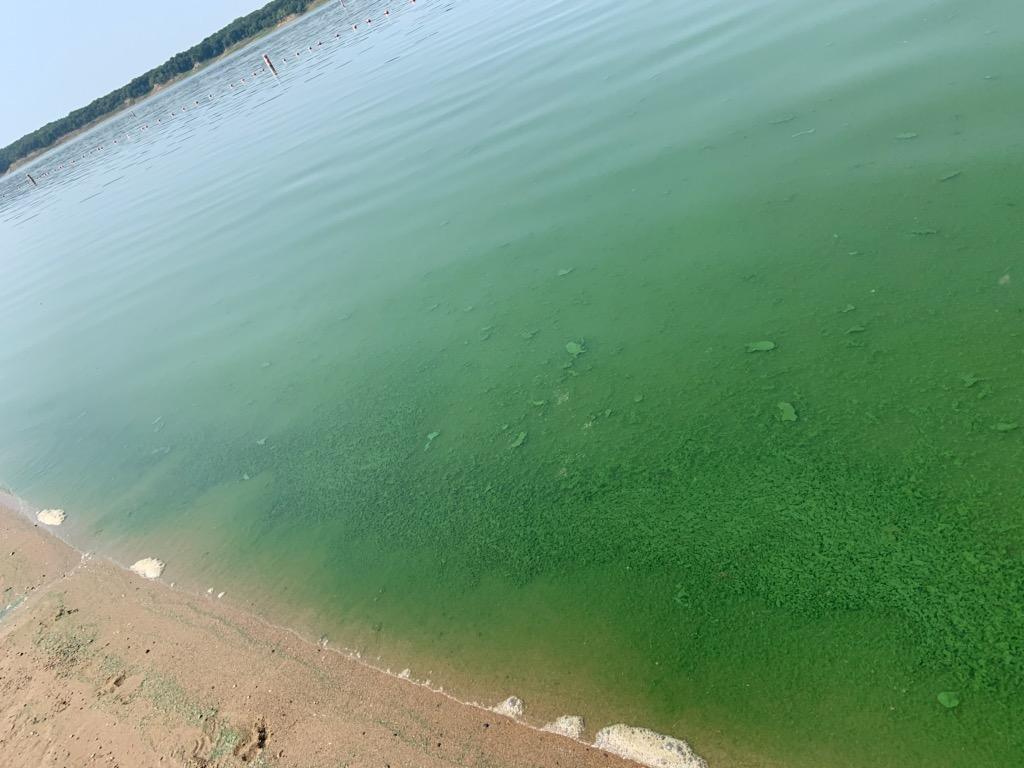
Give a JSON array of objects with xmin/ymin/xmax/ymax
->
[
  {"xmin": 777, "ymin": 402, "xmax": 798, "ymax": 422},
  {"xmin": 746, "ymin": 340, "xmax": 776, "ymax": 352}
]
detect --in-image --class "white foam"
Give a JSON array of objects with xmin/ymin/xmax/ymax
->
[
  {"xmin": 398, "ymin": 668, "xmax": 411, "ymax": 679},
  {"xmin": 594, "ymin": 724, "xmax": 707, "ymax": 768},
  {"xmin": 129, "ymin": 558, "xmax": 165, "ymax": 579},
  {"xmin": 36, "ymin": 509, "xmax": 66, "ymax": 526},
  {"xmin": 542, "ymin": 714, "xmax": 585, "ymax": 740},
  {"xmin": 491, "ymin": 695, "xmax": 525, "ymax": 719}
]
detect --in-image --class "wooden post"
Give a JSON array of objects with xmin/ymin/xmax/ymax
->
[
  {"xmin": 26, "ymin": 173, "xmax": 37, "ymax": 187},
  {"xmin": 262, "ymin": 53, "xmax": 278, "ymax": 77}
]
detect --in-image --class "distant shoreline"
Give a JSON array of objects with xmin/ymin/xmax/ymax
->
[{"xmin": 0, "ymin": 0, "xmax": 332, "ymax": 178}]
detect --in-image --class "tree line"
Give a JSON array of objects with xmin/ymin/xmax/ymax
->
[{"xmin": 1, "ymin": 0, "xmax": 321, "ymax": 175}]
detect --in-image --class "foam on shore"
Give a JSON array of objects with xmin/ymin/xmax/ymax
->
[
  {"xmin": 36, "ymin": 509, "xmax": 66, "ymax": 526},
  {"xmin": 491, "ymin": 695, "xmax": 525, "ymax": 719},
  {"xmin": 594, "ymin": 724, "xmax": 707, "ymax": 768},
  {"xmin": 4, "ymin": 493, "xmax": 710, "ymax": 767},
  {"xmin": 129, "ymin": 557, "xmax": 165, "ymax": 579},
  {"xmin": 542, "ymin": 714, "xmax": 585, "ymax": 740}
]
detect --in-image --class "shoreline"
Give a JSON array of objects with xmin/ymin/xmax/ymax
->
[
  {"xmin": 0, "ymin": 494, "xmax": 708, "ymax": 768},
  {"xmin": 0, "ymin": 0, "xmax": 333, "ymax": 179}
]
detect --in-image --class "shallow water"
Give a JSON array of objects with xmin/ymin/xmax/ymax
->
[{"xmin": 2, "ymin": 0, "xmax": 1023, "ymax": 764}]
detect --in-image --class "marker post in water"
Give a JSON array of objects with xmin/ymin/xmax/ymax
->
[
  {"xmin": 263, "ymin": 53, "xmax": 278, "ymax": 77},
  {"xmin": 26, "ymin": 173, "xmax": 37, "ymax": 187}
]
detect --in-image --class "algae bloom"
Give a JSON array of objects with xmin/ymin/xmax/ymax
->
[
  {"xmin": 566, "ymin": 340, "xmax": 586, "ymax": 358},
  {"xmin": 777, "ymin": 402, "xmax": 798, "ymax": 422}
]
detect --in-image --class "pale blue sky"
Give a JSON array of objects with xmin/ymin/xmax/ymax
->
[{"xmin": 0, "ymin": 0, "xmax": 266, "ymax": 147}]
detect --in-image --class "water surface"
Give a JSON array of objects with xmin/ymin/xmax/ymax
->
[{"xmin": 2, "ymin": 1, "xmax": 1022, "ymax": 765}]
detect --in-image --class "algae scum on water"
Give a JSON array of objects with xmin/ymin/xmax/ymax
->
[{"xmin": 1, "ymin": 0, "xmax": 1023, "ymax": 766}]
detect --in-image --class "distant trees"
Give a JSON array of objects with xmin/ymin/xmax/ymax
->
[{"xmin": 0, "ymin": 0, "xmax": 320, "ymax": 174}]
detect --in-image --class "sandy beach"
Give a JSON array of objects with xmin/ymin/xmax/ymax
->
[{"xmin": 0, "ymin": 502, "xmax": 665, "ymax": 768}]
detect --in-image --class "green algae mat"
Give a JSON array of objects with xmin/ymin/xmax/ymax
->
[{"xmin": 1, "ymin": 0, "xmax": 1021, "ymax": 764}]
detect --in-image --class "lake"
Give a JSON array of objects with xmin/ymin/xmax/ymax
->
[{"xmin": 1, "ymin": 0, "xmax": 1022, "ymax": 765}]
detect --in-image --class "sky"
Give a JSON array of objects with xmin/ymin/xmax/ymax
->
[{"xmin": 0, "ymin": 0, "xmax": 267, "ymax": 147}]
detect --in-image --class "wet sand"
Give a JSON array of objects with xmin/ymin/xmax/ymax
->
[{"xmin": 0, "ymin": 503, "xmax": 657, "ymax": 768}]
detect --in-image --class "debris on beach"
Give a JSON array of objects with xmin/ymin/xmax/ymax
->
[
  {"xmin": 424, "ymin": 431, "xmax": 440, "ymax": 450},
  {"xmin": 993, "ymin": 422, "xmax": 1019, "ymax": 432},
  {"xmin": 745, "ymin": 340, "xmax": 776, "ymax": 353},
  {"xmin": 510, "ymin": 431, "xmax": 528, "ymax": 449},
  {"xmin": 895, "ymin": 132, "xmax": 919, "ymax": 140},
  {"xmin": 492, "ymin": 696, "xmax": 525, "ymax": 719},
  {"xmin": 937, "ymin": 691, "xmax": 961, "ymax": 709},
  {"xmin": 557, "ymin": 267, "xmax": 574, "ymax": 277},
  {"xmin": 129, "ymin": 558, "xmax": 165, "ymax": 580},
  {"xmin": 36, "ymin": 509, "xmax": 66, "ymax": 526},
  {"xmin": 777, "ymin": 402, "xmax": 798, "ymax": 422},
  {"xmin": 398, "ymin": 668, "xmax": 411, "ymax": 679},
  {"xmin": 542, "ymin": 715, "xmax": 585, "ymax": 740},
  {"xmin": 566, "ymin": 340, "xmax": 586, "ymax": 358},
  {"xmin": 594, "ymin": 724, "xmax": 707, "ymax": 768}
]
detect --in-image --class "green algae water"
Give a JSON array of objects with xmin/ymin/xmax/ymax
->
[{"xmin": 2, "ymin": 0, "xmax": 1023, "ymax": 764}]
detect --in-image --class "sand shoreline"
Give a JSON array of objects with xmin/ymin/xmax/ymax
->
[{"xmin": 0, "ymin": 497, "xmax": 706, "ymax": 767}]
